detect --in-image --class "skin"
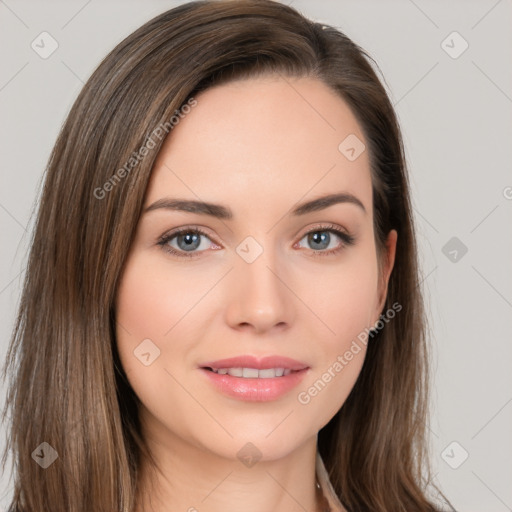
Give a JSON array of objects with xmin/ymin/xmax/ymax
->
[{"xmin": 115, "ymin": 74, "xmax": 397, "ymax": 512}]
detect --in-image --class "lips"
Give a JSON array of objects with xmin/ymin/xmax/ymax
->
[{"xmin": 198, "ymin": 355, "xmax": 310, "ymax": 402}]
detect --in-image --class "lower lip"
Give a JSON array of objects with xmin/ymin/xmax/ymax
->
[{"xmin": 200, "ymin": 368, "xmax": 309, "ymax": 402}]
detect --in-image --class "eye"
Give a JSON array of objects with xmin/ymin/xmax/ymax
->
[
  {"xmin": 295, "ymin": 224, "xmax": 355, "ymax": 257},
  {"xmin": 157, "ymin": 223, "xmax": 356, "ymax": 259},
  {"xmin": 157, "ymin": 226, "xmax": 219, "ymax": 259}
]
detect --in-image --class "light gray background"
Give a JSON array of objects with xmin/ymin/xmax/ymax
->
[{"xmin": 1, "ymin": 1, "xmax": 511, "ymax": 510}]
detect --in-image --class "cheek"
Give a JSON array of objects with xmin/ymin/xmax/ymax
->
[
  {"xmin": 293, "ymin": 250, "xmax": 378, "ymax": 421},
  {"xmin": 114, "ymin": 254, "xmax": 191, "ymax": 389},
  {"xmin": 114, "ymin": 253, "xmax": 211, "ymax": 433},
  {"xmin": 116, "ymin": 254, "xmax": 205, "ymax": 344},
  {"xmin": 302, "ymin": 248, "xmax": 379, "ymax": 346}
]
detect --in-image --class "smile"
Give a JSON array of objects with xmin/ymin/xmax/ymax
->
[{"xmin": 205, "ymin": 367, "xmax": 294, "ymax": 378}]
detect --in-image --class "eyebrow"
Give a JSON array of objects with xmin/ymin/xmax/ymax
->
[{"xmin": 143, "ymin": 192, "xmax": 366, "ymax": 219}]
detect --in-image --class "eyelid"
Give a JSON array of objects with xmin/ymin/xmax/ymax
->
[
  {"xmin": 158, "ymin": 224, "xmax": 217, "ymax": 244},
  {"xmin": 296, "ymin": 222, "xmax": 351, "ymax": 240}
]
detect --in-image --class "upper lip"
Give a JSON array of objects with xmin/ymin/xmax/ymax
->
[{"xmin": 200, "ymin": 355, "xmax": 309, "ymax": 371}]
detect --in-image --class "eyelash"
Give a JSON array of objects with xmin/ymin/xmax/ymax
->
[{"xmin": 157, "ymin": 223, "xmax": 356, "ymax": 259}]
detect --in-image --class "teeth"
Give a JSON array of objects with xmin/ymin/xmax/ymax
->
[
  {"xmin": 210, "ymin": 367, "xmax": 294, "ymax": 378},
  {"xmin": 260, "ymin": 368, "xmax": 282, "ymax": 378},
  {"xmin": 242, "ymin": 368, "xmax": 259, "ymax": 378},
  {"xmin": 227, "ymin": 367, "xmax": 243, "ymax": 377}
]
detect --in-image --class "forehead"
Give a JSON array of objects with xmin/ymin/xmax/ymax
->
[{"xmin": 145, "ymin": 75, "xmax": 372, "ymax": 218}]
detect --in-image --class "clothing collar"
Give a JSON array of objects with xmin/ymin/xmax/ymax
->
[{"xmin": 315, "ymin": 451, "xmax": 345, "ymax": 512}]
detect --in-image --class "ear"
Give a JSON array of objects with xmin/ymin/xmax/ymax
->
[{"xmin": 372, "ymin": 229, "xmax": 397, "ymax": 324}]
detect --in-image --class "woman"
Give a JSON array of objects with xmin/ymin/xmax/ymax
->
[{"xmin": 1, "ymin": 1, "xmax": 453, "ymax": 510}]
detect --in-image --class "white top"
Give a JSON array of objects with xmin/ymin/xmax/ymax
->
[{"xmin": 315, "ymin": 451, "xmax": 345, "ymax": 511}]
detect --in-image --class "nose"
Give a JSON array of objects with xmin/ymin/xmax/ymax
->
[{"xmin": 224, "ymin": 247, "xmax": 295, "ymax": 334}]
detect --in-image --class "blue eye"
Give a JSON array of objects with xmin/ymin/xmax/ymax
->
[
  {"xmin": 157, "ymin": 223, "xmax": 355, "ymax": 259},
  {"xmin": 296, "ymin": 224, "xmax": 355, "ymax": 257},
  {"xmin": 157, "ymin": 227, "xmax": 215, "ymax": 258}
]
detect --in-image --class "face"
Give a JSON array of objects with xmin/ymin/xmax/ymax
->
[{"xmin": 115, "ymin": 75, "xmax": 396, "ymax": 464}]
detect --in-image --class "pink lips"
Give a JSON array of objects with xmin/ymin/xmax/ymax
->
[{"xmin": 199, "ymin": 355, "xmax": 310, "ymax": 402}]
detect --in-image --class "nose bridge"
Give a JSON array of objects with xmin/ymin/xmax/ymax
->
[{"xmin": 224, "ymin": 235, "xmax": 294, "ymax": 332}]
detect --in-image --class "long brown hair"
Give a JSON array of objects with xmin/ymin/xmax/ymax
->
[{"xmin": 1, "ymin": 1, "xmax": 450, "ymax": 510}]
